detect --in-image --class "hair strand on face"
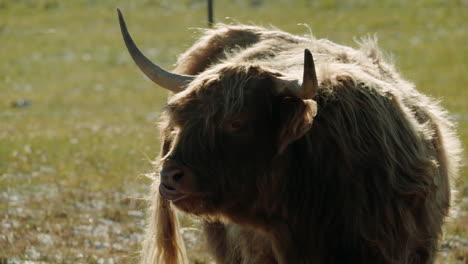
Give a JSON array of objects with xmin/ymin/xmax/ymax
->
[{"xmin": 141, "ymin": 181, "xmax": 187, "ymax": 264}]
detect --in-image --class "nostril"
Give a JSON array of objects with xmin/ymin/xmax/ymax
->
[{"xmin": 160, "ymin": 168, "xmax": 184, "ymax": 182}]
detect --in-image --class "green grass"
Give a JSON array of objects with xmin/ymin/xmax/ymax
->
[{"xmin": 1, "ymin": 0, "xmax": 466, "ymax": 263}]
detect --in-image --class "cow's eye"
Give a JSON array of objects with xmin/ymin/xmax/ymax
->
[{"xmin": 224, "ymin": 119, "xmax": 246, "ymax": 133}]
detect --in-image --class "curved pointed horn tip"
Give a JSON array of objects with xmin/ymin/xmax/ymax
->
[
  {"xmin": 304, "ymin": 49, "xmax": 314, "ymax": 68},
  {"xmin": 117, "ymin": 8, "xmax": 125, "ymax": 27},
  {"xmin": 117, "ymin": 8, "xmax": 123, "ymax": 20},
  {"xmin": 304, "ymin": 48, "xmax": 311, "ymax": 59}
]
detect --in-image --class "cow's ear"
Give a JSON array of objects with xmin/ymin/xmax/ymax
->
[{"xmin": 277, "ymin": 97, "xmax": 317, "ymax": 153}]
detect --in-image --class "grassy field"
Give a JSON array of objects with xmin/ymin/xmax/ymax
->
[{"xmin": 1, "ymin": 0, "xmax": 466, "ymax": 263}]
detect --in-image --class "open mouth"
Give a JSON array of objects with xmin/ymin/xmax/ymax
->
[{"xmin": 159, "ymin": 183, "xmax": 189, "ymax": 202}]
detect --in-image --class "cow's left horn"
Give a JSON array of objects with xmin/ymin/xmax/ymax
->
[
  {"xmin": 301, "ymin": 49, "xmax": 318, "ymax": 99},
  {"xmin": 117, "ymin": 9, "xmax": 194, "ymax": 92}
]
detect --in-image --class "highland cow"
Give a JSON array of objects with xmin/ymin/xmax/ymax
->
[{"xmin": 117, "ymin": 9, "xmax": 461, "ymax": 264}]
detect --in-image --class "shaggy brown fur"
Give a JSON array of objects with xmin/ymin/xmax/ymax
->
[{"xmin": 140, "ymin": 24, "xmax": 462, "ymax": 264}]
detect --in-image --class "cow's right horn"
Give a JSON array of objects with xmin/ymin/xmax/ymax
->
[{"xmin": 117, "ymin": 9, "xmax": 194, "ymax": 93}]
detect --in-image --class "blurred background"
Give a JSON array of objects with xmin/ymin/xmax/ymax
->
[{"xmin": 1, "ymin": 0, "xmax": 466, "ymax": 263}]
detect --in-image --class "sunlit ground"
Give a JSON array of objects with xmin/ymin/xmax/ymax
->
[{"xmin": 1, "ymin": 0, "xmax": 466, "ymax": 263}]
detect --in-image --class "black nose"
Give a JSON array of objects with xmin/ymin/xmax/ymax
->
[{"xmin": 160, "ymin": 167, "xmax": 184, "ymax": 183}]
